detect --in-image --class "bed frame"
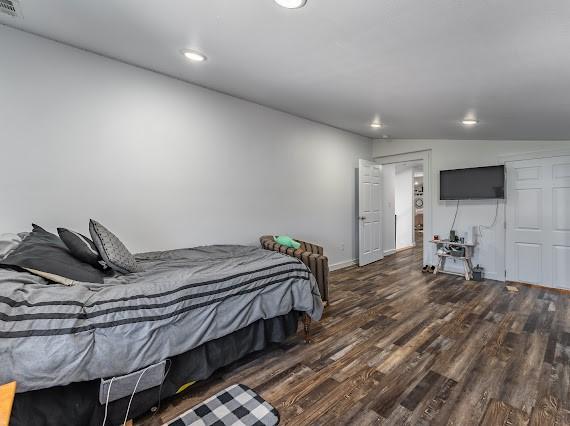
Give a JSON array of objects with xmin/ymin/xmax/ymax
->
[{"xmin": 10, "ymin": 311, "xmax": 308, "ymax": 426}]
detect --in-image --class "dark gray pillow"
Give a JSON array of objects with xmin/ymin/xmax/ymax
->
[
  {"xmin": 0, "ymin": 224, "xmax": 105, "ymax": 284},
  {"xmin": 89, "ymin": 219, "xmax": 138, "ymax": 274},
  {"xmin": 57, "ymin": 227, "xmax": 105, "ymax": 269}
]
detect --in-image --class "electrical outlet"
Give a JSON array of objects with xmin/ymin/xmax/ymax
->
[{"xmin": 340, "ymin": 243, "xmax": 345, "ymax": 251}]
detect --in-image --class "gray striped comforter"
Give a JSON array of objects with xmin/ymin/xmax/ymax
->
[{"xmin": 0, "ymin": 245, "xmax": 323, "ymax": 392}]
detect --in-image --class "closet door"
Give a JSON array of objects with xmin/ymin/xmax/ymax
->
[{"xmin": 506, "ymin": 156, "xmax": 570, "ymax": 289}]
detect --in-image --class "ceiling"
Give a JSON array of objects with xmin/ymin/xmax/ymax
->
[{"xmin": 2, "ymin": 0, "xmax": 570, "ymax": 140}]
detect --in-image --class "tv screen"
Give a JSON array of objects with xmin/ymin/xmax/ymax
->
[{"xmin": 440, "ymin": 165, "xmax": 505, "ymax": 200}]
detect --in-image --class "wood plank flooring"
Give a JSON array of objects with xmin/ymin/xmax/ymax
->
[{"xmin": 139, "ymin": 241, "xmax": 570, "ymax": 425}]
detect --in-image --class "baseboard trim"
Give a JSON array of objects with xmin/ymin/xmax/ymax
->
[
  {"xmin": 330, "ymin": 259, "xmax": 357, "ymax": 271},
  {"xmin": 508, "ymin": 280, "xmax": 570, "ymax": 295},
  {"xmin": 384, "ymin": 249, "xmax": 396, "ymax": 256}
]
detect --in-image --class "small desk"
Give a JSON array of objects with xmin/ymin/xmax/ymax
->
[
  {"xmin": 0, "ymin": 381, "xmax": 16, "ymax": 426},
  {"xmin": 430, "ymin": 240, "xmax": 475, "ymax": 280}
]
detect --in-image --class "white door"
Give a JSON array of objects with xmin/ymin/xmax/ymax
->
[
  {"xmin": 506, "ymin": 156, "xmax": 570, "ymax": 289},
  {"xmin": 358, "ymin": 159, "xmax": 383, "ymax": 266}
]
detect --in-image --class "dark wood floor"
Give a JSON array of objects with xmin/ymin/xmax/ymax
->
[{"xmin": 140, "ymin": 241, "xmax": 570, "ymax": 425}]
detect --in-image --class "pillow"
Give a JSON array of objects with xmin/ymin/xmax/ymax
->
[
  {"xmin": 89, "ymin": 219, "xmax": 138, "ymax": 274},
  {"xmin": 0, "ymin": 224, "xmax": 105, "ymax": 284},
  {"xmin": 274, "ymin": 235, "xmax": 301, "ymax": 250},
  {"xmin": 0, "ymin": 233, "xmax": 22, "ymax": 260},
  {"xmin": 57, "ymin": 227, "xmax": 106, "ymax": 269}
]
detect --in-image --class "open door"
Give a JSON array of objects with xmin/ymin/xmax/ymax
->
[{"xmin": 358, "ymin": 159, "xmax": 383, "ymax": 266}]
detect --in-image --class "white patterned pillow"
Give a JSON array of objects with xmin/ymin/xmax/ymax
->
[{"xmin": 89, "ymin": 220, "xmax": 138, "ymax": 274}]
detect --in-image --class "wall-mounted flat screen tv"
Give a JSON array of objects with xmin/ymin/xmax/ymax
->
[{"xmin": 440, "ymin": 165, "xmax": 505, "ymax": 200}]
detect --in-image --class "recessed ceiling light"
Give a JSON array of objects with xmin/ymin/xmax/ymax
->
[
  {"xmin": 462, "ymin": 119, "xmax": 478, "ymax": 126},
  {"xmin": 274, "ymin": 0, "xmax": 307, "ymax": 8},
  {"xmin": 181, "ymin": 49, "xmax": 207, "ymax": 62},
  {"xmin": 370, "ymin": 122, "xmax": 383, "ymax": 129}
]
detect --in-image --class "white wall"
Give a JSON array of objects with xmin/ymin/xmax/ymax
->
[
  {"xmin": 395, "ymin": 168, "xmax": 414, "ymax": 249},
  {"xmin": 382, "ymin": 164, "xmax": 396, "ymax": 255},
  {"xmin": 374, "ymin": 139, "xmax": 570, "ymax": 280},
  {"xmin": 0, "ymin": 25, "xmax": 372, "ymax": 266}
]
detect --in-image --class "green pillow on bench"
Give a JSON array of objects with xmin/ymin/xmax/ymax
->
[{"xmin": 274, "ymin": 235, "xmax": 301, "ymax": 250}]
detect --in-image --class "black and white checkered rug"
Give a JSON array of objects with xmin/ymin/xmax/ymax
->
[{"xmin": 164, "ymin": 384, "xmax": 279, "ymax": 426}]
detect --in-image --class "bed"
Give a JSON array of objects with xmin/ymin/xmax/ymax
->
[{"xmin": 1, "ymin": 243, "xmax": 323, "ymax": 425}]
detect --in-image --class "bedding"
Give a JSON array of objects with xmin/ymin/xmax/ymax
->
[
  {"xmin": 0, "ymin": 224, "xmax": 105, "ymax": 284},
  {"xmin": 0, "ymin": 244, "xmax": 323, "ymax": 393},
  {"xmin": 0, "ymin": 233, "xmax": 22, "ymax": 259}
]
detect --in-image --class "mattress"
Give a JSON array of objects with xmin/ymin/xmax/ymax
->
[{"xmin": 0, "ymin": 244, "xmax": 323, "ymax": 392}]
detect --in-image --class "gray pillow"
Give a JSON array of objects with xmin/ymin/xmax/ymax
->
[
  {"xmin": 58, "ymin": 227, "xmax": 105, "ymax": 269},
  {"xmin": 0, "ymin": 224, "xmax": 105, "ymax": 284},
  {"xmin": 89, "ymin": 219, "xmax": 138, "ymax": 274}
]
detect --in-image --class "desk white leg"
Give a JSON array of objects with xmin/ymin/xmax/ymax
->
[
  {"xmin": 466, "ymin": 258, "xmax": 474, "ymax": 280},
  {"xmin": 463, "ymin": 260, "xmax": 470, "ymax": 280},
  {"xmin": 435, "ymin": 256, "xmax": 445, "ymax": 275}
]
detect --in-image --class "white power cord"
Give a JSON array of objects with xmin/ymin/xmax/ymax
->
[
  {"xmin": 123, "ymin": 365, "xmax": 152, "ymax": 426},
  {"xmin": 153, "ymin": 359, "xmax": 172, "ymax": 416},
  {"xmin": 102, "ymin": 360, "xmax": 172, "ymax": 426},
  {"xmin": 449, "ymin": 200, "xmax": 460, "ymax": 235},
  {"xmin": 102, "ymin": 377, "xmax": 115, "ymax": 426},
  {"xmin": 478, "ymin": 199, "xmax": 500, "ymax": 240}
]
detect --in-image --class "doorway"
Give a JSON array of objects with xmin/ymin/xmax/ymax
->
[
  {"xmin": 374, "ymin": 150, "xmax": 432, "ymax": 268},
  {"xmin": 414, "ymin": 171, "xmax": 424, "ymax": 250},
  {"xmin": 383, "ymin": 161, "xmax": 424, "ymax": 253},
  {"xmin": 357, "ymin": 158, "xmax": 425, "ymax": 267}
]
